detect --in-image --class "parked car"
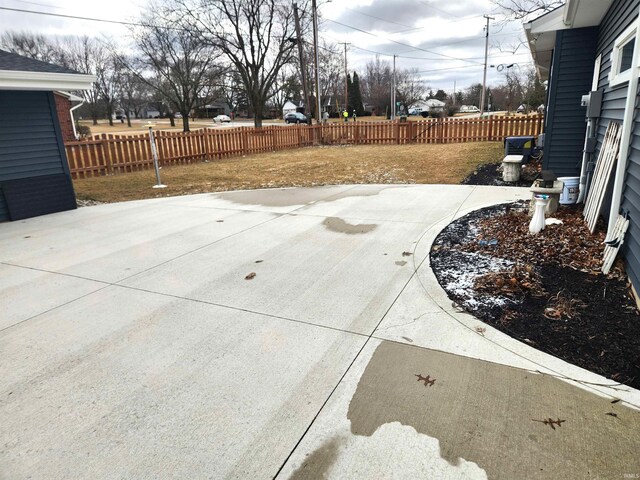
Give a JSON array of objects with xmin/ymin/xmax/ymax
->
[
  {"xmin": 459, "ymin": 105, "xmax": 480, "ymax": 113},
  {"xmin": 213, "ymin": 114, "xmax": 231, "ymax": 123},
  {"xmin": 284, "ymin": 112, "xmax": 307, "ymax": 124},
  {"xmin": 408, "ymin": 107, "xmax": 422, "ymax": 115},
  {"xmin": 174, "ymin": 112, "xmax": 182, "ymax": 118},
  {"xmin": 516, "ymin": 104, "xmax": 526, "ymax": 114}
]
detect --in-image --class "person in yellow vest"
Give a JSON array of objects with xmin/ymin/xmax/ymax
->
[{"xmin": 343, "ymin": 109, "xmax": 349, "ymax": 122}]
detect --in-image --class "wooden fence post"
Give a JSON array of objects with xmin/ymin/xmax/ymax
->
[
  {"xmin": 242, "ymin": 128, "xmax": 248, "ymax": 155},
  {"xmin": 488, "ymin": 115, "xmax": 494, "ymax": 142}
]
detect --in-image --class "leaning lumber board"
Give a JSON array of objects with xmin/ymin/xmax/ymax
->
[
  {"xmin": 602, "ymin": 215, "xmax": 629, "ymax": 274},
  {"xmin": 585, "ymin": 123, "xmax": 617, "ymax": 223},
  {"xmin": 584, "ymin": 122, "xmax": 621, "ymax": 233}
]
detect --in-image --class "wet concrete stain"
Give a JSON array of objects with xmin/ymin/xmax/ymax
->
[
  {"xmin": 289, "ymin": 436, "xmax": 343, "ymax": 480},
  {"xmin": 347, "ymin": 341, "xmax": 640, "ymax": 480},
  {"xmin": 218, "ymin": 186, "xmax": 391, "ymax": 207},
  {"xmin": 395, "ymin": 260, "xmax": 407, "ymax": 266},
  {"xmin": 322, "ymin": 217, "xmax": 377, "ymax": 235}
]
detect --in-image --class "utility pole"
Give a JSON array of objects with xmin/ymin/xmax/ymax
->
[
  {"xmin": 339, "ymin": 42, "xmax": 350, "ymax": 112},
  {"xmin": 293, "ymin": 3, "xmax": 311, "ymax": 125},
  {"xmin": 391, "ymin": 54, "xmax": 397, "ymax": 120},
  {"xmin": 480, "ymin": 15, "xmax": 494, "ymax": 116},
  {"xmin": 312, "ymin": 0, "xmax": 321, "ymax": 124}
]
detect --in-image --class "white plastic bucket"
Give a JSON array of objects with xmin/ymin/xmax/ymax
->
[{"xmin": 558, "ymin": 176, "xmax": 579, "ymax": 204}]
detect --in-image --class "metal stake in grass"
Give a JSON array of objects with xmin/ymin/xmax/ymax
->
[{"xmin": 148, "ymin": 125, "xmax": 166, "ymax": 189}]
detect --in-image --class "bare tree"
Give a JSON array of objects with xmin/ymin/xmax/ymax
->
[
  {"xmin": 63, "ymin": 36, "xmax": 108, "ymax": 126},
  {"xmin": 395, "ymin": 68, "xmax": 427, "ymax": 112},
  {"xmin": 0, "ymin": 31, "xmax": 64, "ymax": 64},
  {"xmin": 318, "ymin": 40, "xmax": 343, "ymax": 111},
  {"xmin": 95, "ymin": 50, "xmax": 121, "ymax": 126},
  {"xmin": 115, "ymin": 57, "xmax": 151, "ymax": 127},
  {"xmin": 217, "ymin": 70, "xmax": 248, "ymax": 116},
  {"xmin": 177, "ymin": 0, "xmax": 308, "ymax": 127},
  {"xmin": 361, "ymin": 56, "xmax": 393, "ymax": 116},
  {"xmin": 269, "ymin": 68, "xmax": 301, "ymax": 115},
  {"xmin": 491, "ymin": 0, "xmax": 563, "ymax": 20},
  {"xmin": 128, "ymin": 4, "xmax": 223, "ymax": 131}
]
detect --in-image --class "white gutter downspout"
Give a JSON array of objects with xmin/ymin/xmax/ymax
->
[
  {"xmin": 608, "ymin": 8, "xmax": 640, "ymax": 238},
  {"xmin": 69, "ymin": 99, "xmax": 84, "ymax": 140}
]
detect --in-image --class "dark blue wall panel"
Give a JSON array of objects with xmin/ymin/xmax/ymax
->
[
  {"xmin": 0, "ymin": 90, "xmax": 76, "ymax": 221},
  {"xmin": 544, "ymin": 27, "xmax": 598, "ymax": 177}
]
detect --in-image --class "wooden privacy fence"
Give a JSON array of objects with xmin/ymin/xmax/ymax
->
[{"xmin": 65, "ymin": 115, "xmax": 544, "ymax": 179}]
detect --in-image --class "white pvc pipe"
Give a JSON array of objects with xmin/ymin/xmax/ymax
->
[
  {"xmin": 607, "ymin": 8, "xmax": 640, "ymax": 237},
  {"xmin": 576, "ymin": 118, "xmax": 592, "ymax": 204},
  {"xmin": 69, "ymin": 99, "xmax": 84, "ymax": 140}
]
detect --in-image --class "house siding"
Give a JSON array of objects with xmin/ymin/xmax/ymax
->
[
  {"xmin": 543, "ymin": 27, "xmax": 598, "ymax": 177},
  {"xmin": 0, "ymin": 90, "xmax": 75, "ymax": 222},
  {"xmin": 594, "ymin": 0, "xmax": 640, "ymax": 289}
]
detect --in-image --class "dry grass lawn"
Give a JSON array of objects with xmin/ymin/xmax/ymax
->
[{"xmin": 73, "ymin": 142, "xmax": 504, "ymax": 203}]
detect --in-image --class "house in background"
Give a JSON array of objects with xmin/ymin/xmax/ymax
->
[
  {"xmin": 524, "ymin": 0, "xmax": 640, "ymax": 293},
  {"xmin": 201, "ymin": 99, "xmax": 231, "ymax": 118},
  {"xmin": 0, "ymin": 50, "xmax": 95, "ymax": 222},
  {"xmin": 282, "ymin": 100, "xmax": 299, "ymax": 117},
  {"xmin": 410, "ymin": 99, "xmax": 446, "ymax": 116}
]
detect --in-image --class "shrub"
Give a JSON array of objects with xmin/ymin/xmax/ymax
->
[{"xmin": 76, "ymin": 124, "xmax": 92, "ymax": 139}]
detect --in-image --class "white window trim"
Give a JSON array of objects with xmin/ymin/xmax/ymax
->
[{"xmin": 609, "ymin": 23, "xmax": 638, "ymax": 87}]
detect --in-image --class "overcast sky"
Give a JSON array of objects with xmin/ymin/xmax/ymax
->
[{"xmin": 0, "ymin": 0, "xmax": 535, "ymax": 92}]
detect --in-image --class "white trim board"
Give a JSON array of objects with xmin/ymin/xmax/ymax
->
[{"xmin": 0, "ymin": 70, "xmax": 96, "ymax": 91}]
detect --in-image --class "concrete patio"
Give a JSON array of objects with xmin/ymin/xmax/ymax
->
[{"xmin": 1, "ymin": 184, "xmax": 639, "ymax": 479}]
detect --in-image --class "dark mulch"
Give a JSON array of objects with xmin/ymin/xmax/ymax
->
[
  {"xmin": 462, "ymin": 160, "xmax": 541, "ymax": 187},
  {"xmin": 430, "ymin": 202, "xmax": 640, "ymax": 389}
]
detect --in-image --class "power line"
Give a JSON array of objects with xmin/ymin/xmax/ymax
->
[
  {"xmin": 419, "ymin": 0, "xmax": 462, "ymax": 19},
  {"xmin": 324, "ymin": 18, "xmax": 483, "ymax": 64},
  {"xmin": 0, "ymin": 5, "xmax": 162, "ymax": 29},
  {"xmin": 340, "ymin": 6, "xmax": 415, "ymax": 29},
  {"xmin": 330, "ymin": 37, "xmax": 532, "ymax": 63},
  {"xmin": 414, "ymin": 64, "xmax": 483, "ymax": 75},
  {"xmin": 9, "ymin": 0, "xmax": 64, "ymax": 10}
]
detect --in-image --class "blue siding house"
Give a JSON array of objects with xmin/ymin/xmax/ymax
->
[
  {"xmin": 525, "ymin": 0, "xmax": 640, "ymax": 295},
  {"xmin": 0, "ymin": 50, "xmax": 95, "ymax": 221}
]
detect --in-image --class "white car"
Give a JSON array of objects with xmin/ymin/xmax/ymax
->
[{"xmin": 214, "ymin": 114, "xmax": 231, "ymax": 123}]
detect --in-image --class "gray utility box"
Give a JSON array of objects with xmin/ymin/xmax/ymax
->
[{"xmin": 580, "ymin": 90, "xmax": 603, "ymax": 118}]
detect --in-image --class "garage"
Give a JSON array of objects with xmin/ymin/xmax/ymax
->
[{"xmin": 0, "ymin": 50, "xmax": 95, "ymax": 222}]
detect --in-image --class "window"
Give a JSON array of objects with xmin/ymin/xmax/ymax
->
[{"xmin": 609, "ymin": 24, "xmax": 638, "ymax": 86}]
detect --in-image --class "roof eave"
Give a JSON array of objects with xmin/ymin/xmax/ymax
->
[
  {"xmin": 524, "ymin": 0, "xmax": 614, "ymax": 82},
  {"xmin": 0, "ymin": 70, "xmax": 96, "ymax": 91}
]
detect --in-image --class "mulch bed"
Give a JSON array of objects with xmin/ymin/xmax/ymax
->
[
  {"xmin": 430, "ymin": 201, "xmax": 640, "ymax": 389},
  {"xmin": 462, "ymin": 159, "xmax": 542, "ymax": 187}
]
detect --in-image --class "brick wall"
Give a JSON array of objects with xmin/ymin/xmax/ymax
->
[{"xmin": 53, "ymin": 93, "xmax": 76, "ymax": 142}]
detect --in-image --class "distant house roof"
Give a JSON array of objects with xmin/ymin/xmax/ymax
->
[
  {"xmin": 412, "ymin": 99, "xmax": 446, "ymax": 110},
  {"xmin": 0, "ymin": 49, "xmax": 96, "ymax": 91},
  {"xmin": 425, "ymin": 99, "xmax": 446, "ymax": 107},
  {"xmin": 283, "ymin": 101, "xmax": 298, "ymax": 111}
]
